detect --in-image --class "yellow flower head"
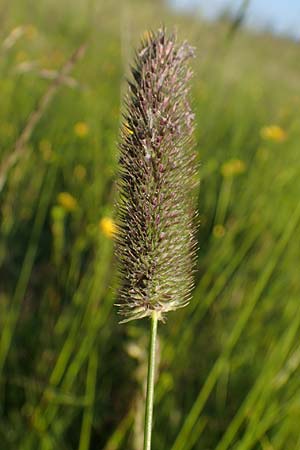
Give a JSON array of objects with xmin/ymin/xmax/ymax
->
[
  {"xmin": 260, "ymin": 125, "xmax": 287, "ymax": 142},
  {"xmin": 213, "ymin": 224, "xmax": 226, "ymax": 239},
  {"xmin": 57, "ymin": 192, "xmax": 78, "ymax": 212},
  {"xmin": 74, "ymin": 122, "xmax": 89, "ymax": 138},
  {"xmin": 99, "ymin": 217, "xmax": 117, "ymax": 239},
  {"xmin": 221, "ymin": 159, "xmax": 246, "ymax": 178}
]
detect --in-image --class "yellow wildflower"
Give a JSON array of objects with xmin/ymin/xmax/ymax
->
[
  {"xmin": 73, "ymin": 164, "xmax": 86, "ymax": 181},
  {"xmin": 99, "ymin": 217, "xmax": 117, "ymax": 239},
  {"xmin": 213, "ymin": 224, "xmax": 226, "ymax": 239},
  {"xmin": 221, "ymin": 159, "xmax": 246, "ymax": 178},
  {"xmin": 74, "ymin": 122, "xmax": 89, "ymax": 138},
  {"xmin": 260, "ymin": 125, "xmax": 287, "ymax": 142},
  {"xmin": 57, "ymin": 192, "xmax": 78, "ymax": 211}
]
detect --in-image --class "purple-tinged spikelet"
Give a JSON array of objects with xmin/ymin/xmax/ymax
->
[{"xmin": 116, "ymin": 28, "xmax": 198, "ymax": 322}]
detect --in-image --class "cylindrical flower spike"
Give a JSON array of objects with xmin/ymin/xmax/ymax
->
[{"xmin": 116, "ymin": 28, "xmax": 198, "ymax": 323}]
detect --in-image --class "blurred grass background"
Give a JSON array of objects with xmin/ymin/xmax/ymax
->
[{"xmin": 1, "ymin": 0, "xmax": 300, "ymax": 449}]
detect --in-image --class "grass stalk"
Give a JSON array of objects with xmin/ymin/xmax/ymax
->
[
  {"xmin": 78, "ymin": 350, "xmax": 98, "ymax": 450},
  {"xmin": 143, "ymin": 311, "xmax": 158, "ymax": 450}
]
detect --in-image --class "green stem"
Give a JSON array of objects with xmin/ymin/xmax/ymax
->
[{"xmin": 143, "ymin": 311, "xmax": 158, "ymax": 450}]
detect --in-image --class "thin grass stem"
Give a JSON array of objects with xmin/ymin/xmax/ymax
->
[{"xmin": 143, "ymin": 311, "xmax": 158, "ymax": 450}]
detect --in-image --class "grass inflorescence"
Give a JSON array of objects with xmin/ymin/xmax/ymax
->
[
  {"xmin": 116, "ymin": 28, "xmax": 198, "ymax": 322},
  {"xmin": 0, "ymin": 0, "xmax": 300, "ymax": 449}
]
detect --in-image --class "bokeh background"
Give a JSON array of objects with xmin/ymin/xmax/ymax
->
[{"xmin": 1, "ymin": 0, "xmax": 300, "ymax": 449}]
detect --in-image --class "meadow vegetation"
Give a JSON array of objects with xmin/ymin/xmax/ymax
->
[{"xmin": 0, "ymin": 0, "xmax": 300, "ymax": 449}]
